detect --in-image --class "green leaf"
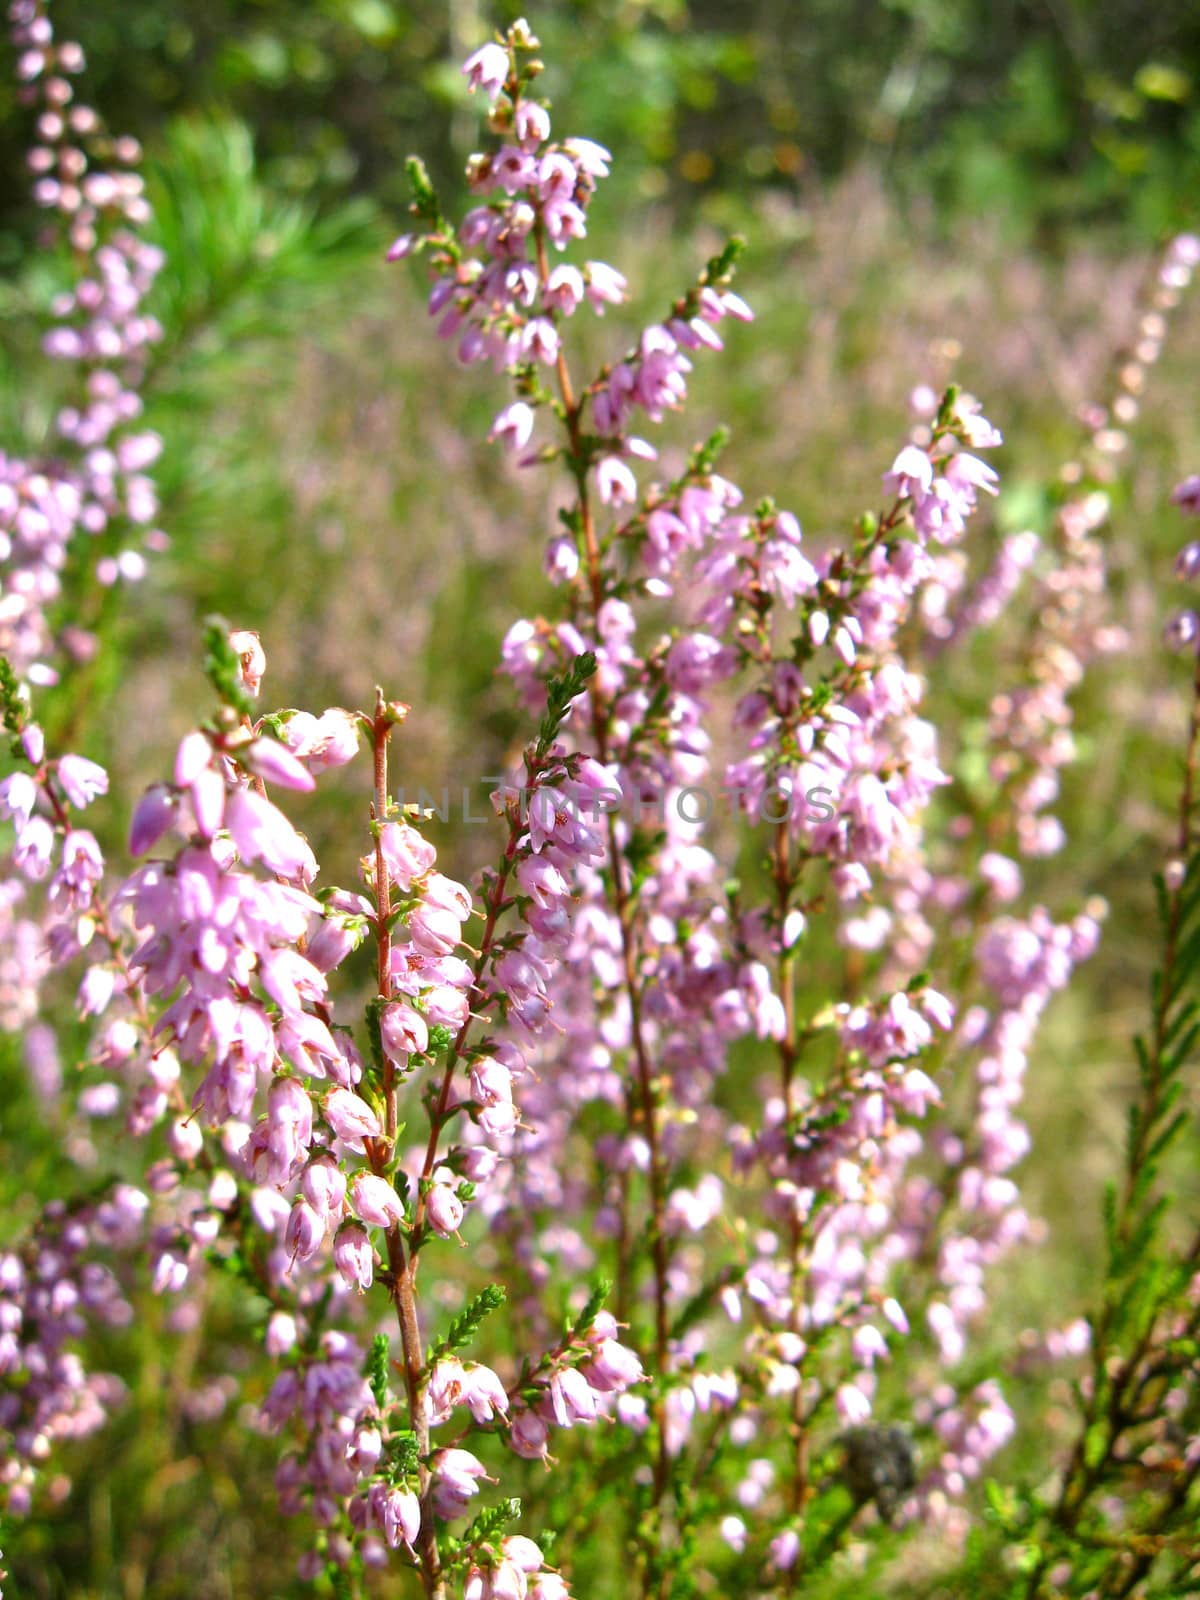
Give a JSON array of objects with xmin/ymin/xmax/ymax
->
[
  {"xmin": 201, "ymin": 615, "xmax": 256, "ymax": 717},
  {"xmin": 365, "ymin": 1332, "xmax": 391, "ymax": 1410},
  {"xmin": 459, "ymin": 1496, "xmax": 521, "ymax": 1551},
  {"xmin": 535, "ymin": 651, "xmax": 598, "ymax": 754},
  {"xmin": 570, "ymin": 1277, "xmax": 613, "ymax": 1340},
  {"xmin": 1135, "ymin": 63, "xmax": 1192, "ymax": 103},
  {"xmin": 430, "ymin": 1284, "xmax": 507, "ymax": 1360}
]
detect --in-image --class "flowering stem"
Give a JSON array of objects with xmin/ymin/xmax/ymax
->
[
  {"xmin": 367, "ymin": 697, "xmax": 444, "ymax": 1600},
  {"xmin": 409, "ymin": 801, "xmax": 523, "ymax": 1253},
  {"xmin": 532, "ymin": 218, "xmax": 673, "ymax": 1516},
  {"xmin": 773, "ymin": 820, "xmax": 812, "ymax": 1554}
]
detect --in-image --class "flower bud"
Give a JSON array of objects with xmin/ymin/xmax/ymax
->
[
  {"xmin": 128, "ymin": 784, "xmax": 177, "ymax": 855},
  {"xmin": 1164, "ymin": 608, "xmax": 1199, "ymax": 652},
  {"xmin": 380, "ymin": 1002, "xmax": 429, "ymax": 1063},
  {"xmin": 323, "ymin": 1088, "xmax": 381, "ymax": 1147},
  {"xmin": 333, "ymin": 1223, "xmax": 373, "ymax": 1291},
  {"xmin": 349, "ymin": 1172, "xmax": 405, "ymax": 1229},
  {"xmin": 242, "ymin": 737, "xmax": 316, "ymax": 792},
  {"xmin": 426, "ymin": 1176, "xmax": 464, "ymax": 1238}
]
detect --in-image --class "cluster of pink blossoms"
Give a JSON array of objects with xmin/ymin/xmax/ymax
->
[
  {"xmin": 2, "ymin": 11, "xmax": 1198, "ymax": 1597},
  {"xmin": 393, "ymin": 22, "xmax": 1057, "ymax": 1571},
  {"xmin": 3, "ymin": 0, "xmax": 165, "ymax": 687},
  {"xmin": 386, "ymin": 22, "xmax": 1200, "ymax": 1583},
  {"xmin": 0, "ymin": 1191, "xmax": 143, "ymax": 1517}
]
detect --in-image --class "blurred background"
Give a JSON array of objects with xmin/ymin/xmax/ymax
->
[{"xmin": 2, "ymin": 1, "xmax": 1200, "ymax": 1595}]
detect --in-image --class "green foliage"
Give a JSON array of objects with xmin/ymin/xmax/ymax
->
[
  {"xmin": 1, "ymin": 0, "xmax": 1195, "ymax": 248},
  {"xmin": 144, "ymin": 115, "xmax": 378, "ymax": 352},
  {"xmin": 201, "ymin": 614, "xmax": 256, "ymax": 716},
  {"xmin": 429, "ymin": 1283, "xmax": 508, "ymax": 1361},
  {"xmin": 565, "ymin": 1277, "xmax": 612, "ymax": 1343},
  {"xmin": 448, "ymin": 1496, "xmax": 522, "ymax": 1563},
  {"xmin": 1003, "ymin": 826, "xmax": 1200, "ymax": 1593},
  {"xmin": 535, "ymin": 650, "xmax": 598, "ymax": 756},
  {"xmin": 0, "ymin": 653, "xmax": 26, "ymax": 756},
  {"xmin": 364, "ymin": 993, "xmax": 388, "ymax": 1083},
  {"xmin": 365, "ymin": 1331, "xmax": 391, "ymax": 1409}
]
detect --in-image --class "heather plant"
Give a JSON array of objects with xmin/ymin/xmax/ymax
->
[{"xmin": 0, "ymin": 10, "xmax": 1198, "ymax": 1600}]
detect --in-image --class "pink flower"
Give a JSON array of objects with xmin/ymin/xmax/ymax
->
[
  {"xmin": 596, "ymin": 457, "xmax": 636, "ymax": 506},
  {"xmin": 323, "ymin": 1087, "xmax": 381, "ymax": 1147},
  {"xmin": 522, "ymin": 318, "xmax": 559, "ymax": 365},
  {"xmin": 265, "ymin": 1312, "xmax": 298, "ymax": 1357},
  {"xmin": 190, "ymin": 767, "xmax": 225, "ymax": 837},
  {"xmin": 1171, "ymin": 474, "xmax": 1200, "ymax": 515},
  {"xmin": 369, "ymin": 1482, "xmax": 420, "ymax": 1550},
  {"xmin": 835, "ymin": 1384, "xmax": 872, "ymax": 1425},
  {"xmin": 128, "ymin": 784, "xmax": 177, "ymax": 855},
  {"xmin": 462, "ymin": 41, "xmax": 508, "ymax": 100},
  {"xmin": 461, "ymin": 1362, "xmax": 509, "ymax": 1423},
  {"xmin": 333, "ymin": 1222, "xmax": 373, "ymax": 1291},
  {"xmin": 241, "ymin": 737, "xmax": 316, "ymax": 792},
  {"xmin": 56, "ymin": 753, "xmax": 108, "ymax": 809},
  {"xmin": 301, "ymin": 1153, "xmax": 347, "ymax": 1218},
  {"xmin": 0, "ymin": 772, "xmax": 37, "ymax": 826},
  {"xmin": 490, "ymin": 401, "xmax": 535, "ymax": 453},
  {"xmin": 426, "ymin": 1172, "xmax": 464, "ymax": 1237},
  {"xmin": 509, "ymin": 1407, "xmax": 550, "ymax": 1460},
  {"xmin": 349, "ymin": 1172, "xmax": 405, "ymax": 1228},
  {"xmin": 423, "ymin": 872, "xmax": 472, "ymax": 919},
  {"xmin": 380, "ymin": 1001, "xmax": 429, "ymax": 1062},
  {"xmin": 544, "ymin": 263, "xmax": 584, "ymax": 314},
  {"xmin": 514, "ymin": 101, "xmax": 550, "ymax": 147},
  {"xmin": 584, "ymin": 261, "xmax": 627, "ymax": 310},
  {"xmin": 770, "ymin": 1531, "xmax": 800, "ymax": 1572},
  {"xmin": 407, "ymin": 902, "xmax": 463, "ymax": 958},
  {"xmin": 14, "ymin": 815, "xmax": 54, "ymax": 879},
  {"xmin": 851, "ymin": 1325, "xmax": 889, "ymax": 1368},
  {"xmin": 582, "ymin": 1338, "xmax": 644, "ymax": 1393},
  {"xmin": 379, "ymin": 821, "xmax": 435, "ymax": 889},
  {"xmin": 225, "ymin": 788, "xmax": 316, "ymax": 882},
  {"xmin": 547, "ymin": 1366, "xmax": 597, "ymax": 1428},
  {"xmin": 430, "ymin": 1448, "xmax": 491, "ymax": 1518},
  {"xmin": 282, "ymin": 708, "xmax": 360, "ymax": 772},
  {"xmin": 562, "ymin": 137, "xmax": 611, "ymax": 178},
  {"xmin": 228, "ymin": 632, "xmax": 266, "ymax": 694},
  {"xmin": 174, "ymin": 731, "xmax": 212, "ymax": 787},
  {"xmin": 267, "ymin": 1076, "xmax": 313, "ymax": 1181},
  {"xmin": 1164, "ymin": 609, "xmax": 1198, "ymax": 652},
  {"xmin": 883, "ymin": 444, "xmax": 933, "ymax": 501},
  {"xmin": 284, "ymin": 1199, "xmax": 324, "ymax": 1263}
]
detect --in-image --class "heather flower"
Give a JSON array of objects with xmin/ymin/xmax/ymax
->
[
  {"xmin": 378, "ymin": 820, "xmax": 436, "ymax": 888},
  {"xmin": 348, "ymin": 1172, "xmax": 405, "ymax": 1228},
  {"xmin": 333, "ymin": 1223, "xmax": 373, "ymax": 1292},
  {"xmin": 128, "ymin": 783, "xmax": 177, "ymax": 855},
  {"xmin": 490, "ymin": 400, "xmax": 536, "ymax": 452},
  {"xmin": 1161, "ymin": 608, "xmax": 1193, "ymax": 652},
  {"xmin": 462, "ymin": 41, "xmax": 509, "ymax": 101},
  {"xmin": 426, "ymin": 1171, "xmax": 465, "ymax": 1237},
  {"xmin": 430, "ymin": 1447, "xmax": 491, "ymax": 1518},
  {"xmin": 546, "ymin": 1366, "xmax": 597, "ymax": 1428},
  {"xmin": 323, "ymin": 1088, "xmax": 382, "ymax": 1147},
  {"xmin": 240, "ymin": 737, "xmax": 316, "ymax": 792},
  {"xmin": 224, "ymin": 787, "xmax": 316, "ymax": 881},
  {"xmin": 379, "ymin": 1000, "xmax": 429, "ymax": 1062},
  {"xmin": 56, "ymin": 753, "xmax": 108, "ymax": 809},
  {"xmin": 301, "ymin": 1153, "xmax": 347, "ymax": 1218}
]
